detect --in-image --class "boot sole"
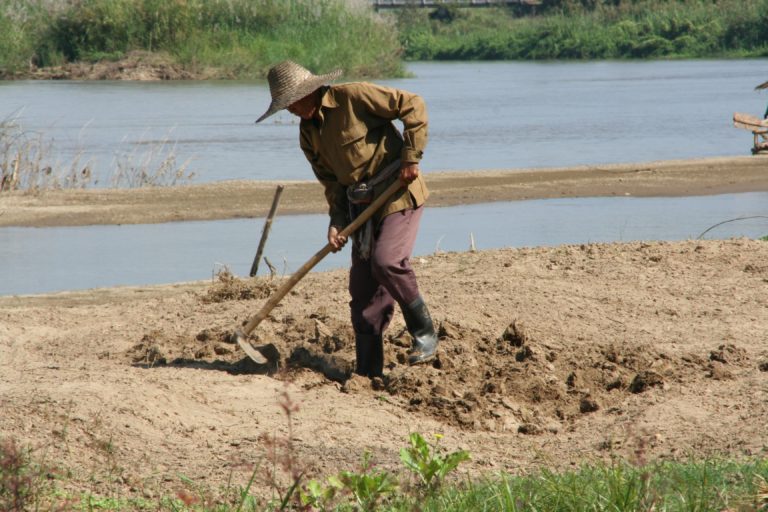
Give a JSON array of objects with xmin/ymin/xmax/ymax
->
[{"xmin": 408, "ymin": 351, "xmax": 436, "ymax": 366}]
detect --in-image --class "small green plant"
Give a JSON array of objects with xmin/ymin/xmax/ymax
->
[
  {"xmin": 399, "ymin": 433, "xmax": 470, "ymax": 495},
  {"xmin": 299, "ymin": 477, "xmax": 341, "ymax": 511},
  {"xmin": 338, "ymin": 452, "xmax": 397, "ymax": 511},
  {"xmin": 232, "ymin": 464, "xmax": 261, "ymax": 512},
  {"xmin": 301, "ymin": 452, "xmax": 396, "ymax": 512}
]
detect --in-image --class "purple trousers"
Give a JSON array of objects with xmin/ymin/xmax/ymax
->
[{"xmin": 349, "ymin": 206, "xmax": 423, "ymax": 335}]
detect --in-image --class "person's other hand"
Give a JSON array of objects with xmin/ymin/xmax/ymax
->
[
  {"xmin": 328, "ymin": 225, "xmax": 347, "ymax": 252},
  {"xmin": 399, "ymin": 162, "xmax": 420, "ymax": 184}
]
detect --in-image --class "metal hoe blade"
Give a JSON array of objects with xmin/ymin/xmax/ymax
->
[{"xmin": 233, "ymin": 329, "xmax": 269, "ymax": 365}]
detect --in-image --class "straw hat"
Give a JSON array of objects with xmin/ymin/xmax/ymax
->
[{"xmin": 255, "ymin": 61, "xmax": 342, "ymax": 123}]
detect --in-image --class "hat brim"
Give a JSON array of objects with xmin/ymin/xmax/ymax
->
[{"xmin": 255, "ymin": 68, "xmax": 342, "ymax": 123}]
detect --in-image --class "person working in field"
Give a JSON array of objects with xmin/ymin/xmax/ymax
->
[{"xmin": 255, "ymin": 61, "xmax": 439, "ymax": 378}]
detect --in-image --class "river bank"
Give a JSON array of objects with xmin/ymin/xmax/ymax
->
[
  {"xmin": 1, "ymin": 156, "xmax": 766, "ymax": 228},
  {"xmin": 3, "ymin": 0, "xmax": 767, "ymax": 81}
]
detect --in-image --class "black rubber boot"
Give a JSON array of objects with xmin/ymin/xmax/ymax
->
[
  {"xmin": 355, "ymin": 333, "xmax": 383, "ymax": 378},
  {"xmin": 401, "ymin": 296, "xmax": 439, "ymax": 365},
  {"xmin": 368, "ymin": 334, "xmax": 384, "ymax": 378}
]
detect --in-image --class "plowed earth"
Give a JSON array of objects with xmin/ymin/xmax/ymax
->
[{"xmin": 2, "ymin": 238, "xmax": 768, "ymax": 501}]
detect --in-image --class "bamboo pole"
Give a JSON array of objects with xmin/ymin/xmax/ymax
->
[{"xmin": 250, "ymin": 184, "xmax": 284, "ymax": 277}]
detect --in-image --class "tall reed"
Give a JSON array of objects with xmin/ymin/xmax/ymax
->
[
  {"xmin": 0, "ymin": 115, "xmax": 95, "ymax": 192},
  {"xmin": 0, "ymin": 116, "xmax": 193, "ymax": 192}
]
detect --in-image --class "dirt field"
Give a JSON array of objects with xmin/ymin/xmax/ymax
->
[
  {"xmin": 1, "ymin": 157, "xmax": 768, "ymax": 502},
  {"xmin": 1, "ymin": 236, "xmax": 768, "ymax": 500}
]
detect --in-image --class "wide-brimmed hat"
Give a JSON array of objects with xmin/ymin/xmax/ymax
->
[{"xmin": 255, "ymin": 61, "xmax": 342, "ymax": 123}]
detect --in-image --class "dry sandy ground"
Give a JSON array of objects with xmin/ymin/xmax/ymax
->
[
  {"xmin": 1, "ymin": 157, "xmax": 768, "ymax": 504},
  {"xmin": 1, "ymin": 155, "xmax": 767, "ymax": 227},
  {"xmin": 1, "ymin": 241, "xmax": 768, "ymax": 501}
]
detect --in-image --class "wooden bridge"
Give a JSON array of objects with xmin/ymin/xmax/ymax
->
[{"xmin": 371, "ymin": 0, "xmax": 541, "ymax": 9}]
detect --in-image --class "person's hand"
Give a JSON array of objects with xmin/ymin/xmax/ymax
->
[
  {"xmin": 399, "ymin": 162, "xmax": 420, "ymax": 184},
  {"xmin": 328, "ymin": 225, "xmax": 348, "ymax": 252}
]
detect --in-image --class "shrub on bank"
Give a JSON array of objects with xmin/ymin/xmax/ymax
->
[
  {"xmin": 0, "ymin": 0, "xmax": 403, "ymax": 79},
  {"xmin": 397, "ymin": 0, "xmax": 768, "ymax": 60},
  {"xmin": 0, "ymin": 1, "xmax": 46, "ymax": 74}
]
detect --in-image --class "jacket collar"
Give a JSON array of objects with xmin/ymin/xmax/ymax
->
[
  {"xmin": 319, "ymin": 85, "xmax": 338, "ymax": 110},
  {"xmin": 300, "ymin": 86, "xmax": 338, "ymax": 129},
  {"xmin": 307, "ymin": 85, "xmax": 337, "ymax": 127}
]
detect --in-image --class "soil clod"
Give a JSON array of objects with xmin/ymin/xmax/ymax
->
[{"xmin": 628, "ymin": 371, "xmax": 664, "ymax": 394}]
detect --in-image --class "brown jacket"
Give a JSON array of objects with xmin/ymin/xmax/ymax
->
[{"xmin": 299, "ymin": 82, "xmax": 429, "ymax": 227}]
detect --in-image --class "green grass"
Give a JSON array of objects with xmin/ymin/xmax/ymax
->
[
  {"xmin": 3, "ymin": 0, "xmax": 767, "ymax": 79},
  {"xmin": 395, "ymin": 0, "xmax": 768, "ymax": 61},
  {"xmin": 5, "ymin": 433, "xmax": 768, "ymax": 511},
  {"xmin": 0, "ymin": 0, "xmax": 404, "ymax": 79}
]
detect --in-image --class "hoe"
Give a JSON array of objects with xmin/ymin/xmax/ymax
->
[{"xmin": 232, "ymin": 179, "xmax": 403, "ymax": 364}]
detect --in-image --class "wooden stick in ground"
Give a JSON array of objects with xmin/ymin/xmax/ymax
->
[
  {"xmin": 234, "ymin": 179, "xmax": 404, "ymax": 364},
  {"xmin": 249, "ymin": 184, "xmax": 284, "ymax": 277}
]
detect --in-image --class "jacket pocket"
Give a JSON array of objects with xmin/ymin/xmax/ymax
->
[{"xmin": 339, "ymin": 124, "xmax": 369, "ymax": 171}]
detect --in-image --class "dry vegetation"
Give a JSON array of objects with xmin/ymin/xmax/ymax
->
[{"xmin": 0, "ymin": 116, "xmax": 194, "ymax": 193}]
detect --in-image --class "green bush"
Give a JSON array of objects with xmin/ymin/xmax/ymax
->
[
  {"xmin": 2, "ymin": 0, "xmax": 404, "ymax": 79},
  {"xmin": 3, "ymin": 0, "xmax": 768, "ymax": 78},
  {"xmin": 0, "ymin": 1, "xmax": 50, "ymax": 74},
  {"xmin": 398, "ymin": 0, "xmax": 768, "ymax": 61}
]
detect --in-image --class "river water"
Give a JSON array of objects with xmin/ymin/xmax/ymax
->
[
  {"xmin": 2, "ymin": 192, "xmax": 766, "ymax": 296},
  {"xmin": 2, "ymin": 60, "xmax": 768, "ymax": 295},
  {"xmin": 2, "ymin": 59, "xmax": 767, "ymax": 182}
]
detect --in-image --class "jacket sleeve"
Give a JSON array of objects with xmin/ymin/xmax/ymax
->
[
  {"xmin": 300, "ymin": 129, "xmax": 349, "ymax": 228},
  {"xmin": 353, "ymin": 82, "xmax": 428, "ymax": 164}
]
